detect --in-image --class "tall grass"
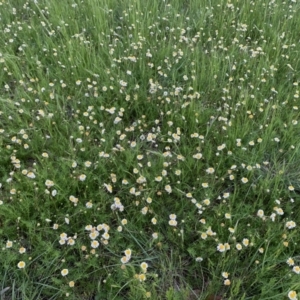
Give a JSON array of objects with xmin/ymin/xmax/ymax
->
[{"xmin": 0, "ymin": 0, "xmax": 300, "ymax": 299}]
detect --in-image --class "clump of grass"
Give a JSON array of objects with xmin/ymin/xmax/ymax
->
[{"xmin": 0, "ymin": 0, "xmax": 300, "ymax": 299}]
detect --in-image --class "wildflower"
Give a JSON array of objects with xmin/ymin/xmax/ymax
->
[
  {"xmin": 119, "ymin": 80, "xmax": 127, "ymax": 87},
  {"xmin": 89, "ymin": 231, "xmax": 99, "ymax": 239},
  {"xmin": 114, "ymin": 117, "xmax": 122, "ymax": 124},
  {"xmin": 165, "ymin": 185, "xmax": 172, "ymax": 193},
  {"xmin": 224, "ymin": 279, "xmax": 231, "ymax": 286},
  {"xmin": 169, "ymin": 219, "xmax": 177, "ymax": 226},
  {"xmin": 84, "ymin": 161, "xmax": 92, "ymax": 167},
  {"xmin": 287, "ymin": 258, "xmax": 295, "ymax": 266},
  {"xmin": 222, "ymin": 272, "xmax": 229, "ymax": 278},
  {"xmin": 274, "ymin": 207, "xmax": 284, "ymax": 215},
  {"xmin": 236, "ymin": 243, "xmax": 242, "ymax": 250},
  {"xmin": 104, "ymin": 183, "xmax": 113, "ymax": 193},
  {"xmin": 169, "ymin": 214, "xmax": 177, "ymax": 220},
  {"xmin": 19, "ymin": 247, "xmax": 26, "ymax": 254},
  {"xmin": 225, "ymin": 213, "xmax": 231, "ymax": 219},
  {"xmin": 161, "ymin": 170, "xmax": 167, "ymax": 176},
  {"xmin": 155, "ymin": 176, "xmax": 162, "ymax": 182},
  {"xmin": 203, "ymin": 199, "xmax": 210, "ymax": 205},
  {"xmin": 102, "ymin": 232, "xmax": 110, "ymax": 240},
  {"xmin": 61, "ymin": 269, "xmax": 69, "ymax": 276},
  {"xmin": 217, "ymin": 243, "xmax": 226, "ymax": 252},
  {"xmin": 293, "ymin": 266, "xmax": 300, "ymax": 274},
  {"xmin": 122, "ymin": 179, "xmax": 129, "ymax": 185},
  {"xmin": 45, "ymin": 180, "xmax": 54, "ymax": 188},
  {"xmin": 217, "ymin": 144, "xmax": 226, "ymax": 151},
  {"xmin": 206, "ymin": 167, "xmax": 215, "ymax": 174},
  {"xmin": 195, "ymin": 202, "xmax": 202, "ymax": 209},
  {"xmin": 6, "ymin": 240, "xmax": 13, "ymax": 248},
  {"xmin": 286, "ymin": 221, "xmax": 296, "ymax": 229},
  {"xmin": 241, "ymin": 177, "xmax": 248, "ymax": 183},
  {"xmin": 67, "ymin": 238, "xmax": 75, "ymax": 246},
  {"xmin": 124, "ymin": 249, "xmax": 132, "ymax": 257},
  {"xmin": 152, "ymin": 232, "xmax": 158, "ymax": 239},
  {"xmin": 201, "ymin": 233, "xmax": 207, "ymax": 240},
  {"xmin": 270, "ymin": 213, "xmax": 276, "ymax": 222},
  {"xmin": 137, "ymin": 176, "xmax": 146, "ymax": 184},
  {"xmin": 79, "ymin": 174, "xmax": 86, "ymax": 181},
  {"xmin": 27, "ymin": 172, "xmax": 36, "ymax": 179},
  {"xmin": 138, "ymin": 273, "xmax": 146, "ymax": 282},
  {"xmin": 288, "ymin": 291, "xmax": 298, "ymax": 300},
  {"xmin": 193, "ymin": 153, "xmax": 202, "ymax": 159},
  {"xmin": 91, "ymin": 240, "xmax": 99, "ymax": 248},
  {"xmin": 69, "ymin": 281, "xmax": 75, "ymax": 288},
  {"xmin": 121, "ymin": 219, "xmax": 127, "ymax": 225},
  {"xmin": 129, "ymin": 187, "xmax": 136, "ymax": 195},
  {"xmin": 228, "ymin": 227, "xmax": 235, "ymax": 233},
  {"xmin": 175, "ymin": 170, "xmax": 181, "ymax": 175},
  {"xmin": 42, "ymin": 152, "xmax": 49, "ymax": 158},
  {"xmin": 121, "ymin": 256, "xmax": 129, "ymax": 264},
  {"xmin": 202, "ymin": 183, "xmax": 209, "ymax": 188},
  {"xmin": 142, "ymin": 206, "xmax": 149, "ymax": 215},
  {"xmin": 60, "ymin": 233, "xmax": 68, "ymax": 240},
  {"xmin": 17, "ymin": 261, "xmax": 26, "ymax": 269},
  {"xmin": 140, "ymin": 262, "xmax": 148, "ymax": 273},
  {"xmin": 151, "ymin": 218, "xmax": 157, "ymax": 225},
  {"xmin": 206, "ymin": 227, "xmax": 216, "ymax": 236},
  {"xmin": 86, "ymin": 201, "xmax": 93, "ymax": 208},
  {"xmin": 242, "ymin": 238, "xmax": 249, "ymax": 247},
  {"xmin": 257, "ymin": 209, "xmax": 264, "ymax": 218},
  {"xmin": 289, "ymin": 185, "xmax": 295, "ymax": 191}
]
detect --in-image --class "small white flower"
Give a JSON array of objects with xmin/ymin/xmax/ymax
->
[
  {"xmin": 241, "ymin": 177, "xmax": 248, "ymax": 183},
  {"xmin": 61, "ymin": 269, "xmax": 69, "ymax": 276},
  {"xmin": 17, "ymin": 261, "xmax": 26, "ymax": 269},
  {"xmin": 217, "ymin": 243, "xmax": 226, "ymax": 252},
  {"xmin": 292, "ymin": 265, "xmax": 300, "ymax": 274},
  {"xmin": 257, "ymin": 209, "xmax": 264, "ymax": 218},
  {"xmin": 288, "ymin": 290, "xmax": 298, "ymax": 300},
  {"xmin": 286, "ymin": 221, "xmax": 296, "ymax": 229},
  {"xmin": 79, "ymin": 174, "xmax": 86, "ymax": 181}
]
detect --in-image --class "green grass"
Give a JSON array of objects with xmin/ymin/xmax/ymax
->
[{"xmin": 0, "ymin": 0, "xmax": 300, "ymax": 299}]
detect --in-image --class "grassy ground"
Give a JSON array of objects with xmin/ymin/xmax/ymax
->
[{"xmin": 0, "ymin": 0, "xmax": 300, "ymax": 299}]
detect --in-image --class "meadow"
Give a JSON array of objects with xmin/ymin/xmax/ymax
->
[{"xmin": 0, "ymin": 0, "xmax": 300, "ymax": 299}]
